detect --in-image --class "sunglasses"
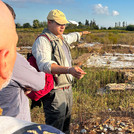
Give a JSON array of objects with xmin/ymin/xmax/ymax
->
[{"xmin": 50, "ymin": 20, "xmax": 66, "ymax": 26}]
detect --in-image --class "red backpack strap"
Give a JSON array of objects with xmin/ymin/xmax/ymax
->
[
  {"xmin": 36, "ymin": 33, "xmax": 55, "ymax": 55},
  {"xmin": 27, "ymin": 34, "xmax": 53, "ymax": 60},
  {"xmin": 36, "ymin": 34, "xmax": 51, "ymax": 42}
]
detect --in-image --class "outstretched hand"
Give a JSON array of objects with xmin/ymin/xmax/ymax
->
[
  {"xmin": 69, "ymin": 66, "xmax": 86, "ymax": 79},
  {"xmin": 80, "ymin": 31, "xmax": 91, "ymax": 36}
]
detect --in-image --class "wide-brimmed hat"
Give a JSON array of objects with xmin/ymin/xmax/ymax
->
[{"xmin": 47, "ymin": 9, "xmax": 69, "ymax": 25}]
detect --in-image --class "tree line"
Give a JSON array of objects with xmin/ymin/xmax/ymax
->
[{"xmin": 16, "ymin": 19, "xmax": 134, "ymax": 31}]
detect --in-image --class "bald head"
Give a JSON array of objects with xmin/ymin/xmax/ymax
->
[
  {"xmin": 0, "ymin": 1, "xmax": 17, "ymax": 48},
  {"xmin": 0, "ymin": 1, "xmax": 18, "ymax": 90}
]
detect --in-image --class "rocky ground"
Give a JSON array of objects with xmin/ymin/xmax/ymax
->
[{"xmin": 70, "ymin": 110, "xmax": 134, "ymax": 134}]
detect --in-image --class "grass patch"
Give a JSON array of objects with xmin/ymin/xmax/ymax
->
[
  {"xmin": 31, "ymin": 68, "xmax": 133, "ymax": 126},
  {"xmin": 17, "ymin": 28, "xmax": 134, "ymax": 130}
]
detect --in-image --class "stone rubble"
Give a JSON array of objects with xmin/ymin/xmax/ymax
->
[{"xmin": 70, "ymin": 116, "xmax": 134, "ymax": 134}]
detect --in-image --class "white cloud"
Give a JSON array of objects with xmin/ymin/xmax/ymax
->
[
  {"xmin": 93, "ymin": 4, "xmax": 109, "ymax": 15},
  {"xmin": 93, "ymin": 4, "xmax": 120, "ymax": 17},
  {"xmin": 112, "ymin": 10, "xmax": 119, "ymax": 16}
]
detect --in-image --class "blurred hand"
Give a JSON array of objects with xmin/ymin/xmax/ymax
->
[
  {"xmin": 82, "ymin": 31, "xmax": 91, "ymax": 35},
  {"xmin": 80, "ymin": 31, "xmax": 91, "ymax": 36},
  {"xmin": 69, "ymin": 66, "xmax": 86, "ymax": 79},
  {"xmin": 24, "ymin": 87, "xmax": 32, "ymax": 95}
]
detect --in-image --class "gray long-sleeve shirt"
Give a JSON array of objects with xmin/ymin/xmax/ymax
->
[{"xmin": 0, "ymin": 53, "xmax": 45, "ymax": 121}]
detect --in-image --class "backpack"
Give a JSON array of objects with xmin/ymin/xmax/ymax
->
[{"xmin": 26, "ymin": 34, "xmax": 54, "ymax": 101}]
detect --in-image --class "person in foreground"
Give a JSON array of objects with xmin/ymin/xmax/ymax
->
[
  {"xmin": 0, "ymin": 1, "xmax": 64, "ymax": 134},
  {"xmin": 32, "ymin": 9, "xmax": 90, "ymax": 133},
  {"xmin": 0, "ymin": 1, "xmax": 17, "ymax": 90},
  {"xmin": 0, "ymin": 52, "xmax": 46, "ymax": 121},
  {"xmin": 0, "ymin": 2, "xmax": 45, "ymax": 122}
]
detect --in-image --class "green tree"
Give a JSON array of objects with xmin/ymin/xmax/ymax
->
[
  {"xmin": 16, "ymin": 23, "xmax": 21, "ymax": 28},
  {"xmin": 23, "ymin": 23, "xmax": 31, "ymax": 28},
  {"xmin": 89, "ymin": 19, "xmax": 99, "ymax": 30},
  {"xmin": 39, "ymin": 21, "xmax": 47, "ymax": 28},
  {"xmin": 126, "ymin": 25, "xmax": 134, "ymax": 31},
  {"xmin": 33, "ymin": 19, "xmax": 40, "ymax": 28},
  {"xmin": 108, "ymin": 27, "xmax": 112, "ymax": 30},
  {"xmin": 66, "ymin": 24, "xmax": 77, "ymax": 29},
  {"xmin": 78, "ymin": 21, "xmax": 82, "ymax": 25},
  {"xmin": 100, "ymin": 27, "xmax": 107, "ymax": 30},
  {"xmin": 77, "ymin": 22, "xmax": 85, "ymax": 29},
  {"xmin": 85, "ymin": 19, "xmax": 89, "ymax": 26}
]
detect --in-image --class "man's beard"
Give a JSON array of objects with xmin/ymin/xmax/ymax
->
[{"xmin": 0, "ymin": 73, "xmax": 12, "ymax": 90}]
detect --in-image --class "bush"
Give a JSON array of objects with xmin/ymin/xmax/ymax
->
[{"xmin": 126, "ymin": 25, "xmax": 134, "ymax": 31}]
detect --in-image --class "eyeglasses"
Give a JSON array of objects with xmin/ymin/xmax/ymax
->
[{"xmin": 50, "ymin": 20, "xmax": 66, "ymax": 26}]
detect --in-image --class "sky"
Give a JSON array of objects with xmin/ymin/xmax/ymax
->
[{"xmin": 2, "ymin": 0, "xmax": 134, "ymax": 28}]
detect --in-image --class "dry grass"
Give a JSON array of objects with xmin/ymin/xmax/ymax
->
[{"xmin": 17, "ymin": 29, "xmax": 134, "ymax": 133}]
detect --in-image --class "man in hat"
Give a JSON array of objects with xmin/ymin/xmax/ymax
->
[{"xmin": 32, "ymin": 9, "xmax": 90, "ymax": 133}]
